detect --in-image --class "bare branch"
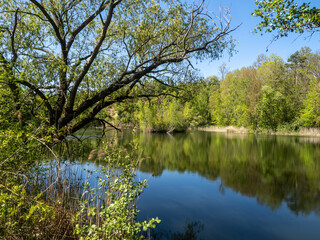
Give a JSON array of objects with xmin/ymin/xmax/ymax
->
[
  {"xmin": 0, "ymin": 10, "xmax": 47, "ymax": 21},
  {"xmin": 183, "ymin": 0, "xmax": 205, "ymax": 52},
  {"xmin": 38, "ymin": 85, "xmax": 59, "ymax": 90},
  {"xmin": 66, "ymin": 0, "xmax": 109, "ymax": 51},
  {"xmin": 94, "ymin": 118, "xmax": 121, "ymax": 131},
  {"xmin": 10, "ymin": 9, "xmax": 19, "ymax": 63},
  {"xmin": 145, "ymin": 74, "xmax": 179, "ymax": 89},
  {"xmin": 30, "ymin": 0, "xmax": 66, "ymax": 52}
]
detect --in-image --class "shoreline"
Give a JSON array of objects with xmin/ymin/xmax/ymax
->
[
  {"xmin": 195, "ymin": 126, "xmax": 320, "ymax": 137},
  {"xmin": 92, "ymin": 125, "xmax": 320, "ymax": 138}
]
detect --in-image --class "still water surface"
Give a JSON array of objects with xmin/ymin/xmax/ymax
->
[{"xmin": 68, "ymin": 130, "xmax": 320, "ymax": 240}]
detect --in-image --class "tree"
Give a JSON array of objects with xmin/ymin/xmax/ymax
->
[
  {"xmin": 300, "ymin": 77, "xmax": 320, "ymax": 127},
  {"xmin": 0, "ymin": 0, "xmax": 237, "ymax": 140},
  {"xmin": 256, "ymin": 54, "xmax": 285, "ymax": 87},
  {"xmin": 218, "ymin": 62, "xmax": 229, "ymax": 81},
  {"xmin": 286, "ymin": 47, "xmax": 318, "ymax": 113},
  {"xmin": 208, "ymin": 77, "xmax": 222, "ymax": 125},
  {"xmin": 252, "ymin": 0, "xmax": 320, "ymax": 39},
  {"xmin": 256, "ymin": 54, "xmax": 296, "ymax": 127},
  {"xmin": 218, "ymin": 68, "xmax": 254, "ymax": 127}
]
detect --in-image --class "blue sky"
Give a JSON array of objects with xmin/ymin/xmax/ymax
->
[{"xmin": 193, "ymin": 0, "xmax": 320, "ymax": 78}]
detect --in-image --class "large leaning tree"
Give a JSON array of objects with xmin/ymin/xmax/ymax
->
[
  {"xmin": 0, "ymin": 0, "xmax": 236, "ymax": 141},
  {"xmin": 253, "ymin": 0, "xmax": 320, "ymax": 40}
]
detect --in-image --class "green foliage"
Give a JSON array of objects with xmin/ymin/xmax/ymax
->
[
  {"xmin": 217, "ymin": 69, "xmax": 252, "ymax": 126},
  {"xmin": 257, "ymin": 84, "xmax": 286, "ymax": 131},
  {"xmin": 73, "ymin": 147, "xmax": 160, "ymax": 240},
  {"xmin": 0, "ymin": 114, "xmax": 160, "ymax": 240},
  {"xmin": 0, "ymin": 184, "xmax": 55, "ymax": 239},
  {"xmin": 208, "ymin": 67, "xmax": 260, "ymax": 128},
  {"xmin": 113, "ymin": 100, "xmax": 140, "ymax": 127},
  {"xmin": 112, "ymin": 47, "xmax": 320, "ymax": 132},
  {"xmin": 186, "ymin": 80, "xmax": 212, "ymax": 127},
  {"xmin": 137, "ymin": 96, "xmax": 188, "ymax": 132},
  {"xmin": 253, "ymin": 0, "xmax": 320, "ymax": 39},
  {"xmin": 201, "ymin": 49, "xmax": 320, "ymax": 132},
  {"xmin": 113, "ymin": 78, "xmax": 216, "ymax": 131},
  {"xmin": 0, "ymin": 0, "xmax": 236, "ymax": 139},
  {"xmin": 300, "ymin": 78, "xmax": 320, "ymax": 127},
  {"xmin": 208, "ymin": 81, "xmax": 222, "ymax": 125}
]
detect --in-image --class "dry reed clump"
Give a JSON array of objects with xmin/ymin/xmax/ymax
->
[
  {"xmin": 196, "ymin": 126, "xmax": 250, "ymax": 134},
  {"xmin": 198, "ymin": 126, "xmax": 320, "ymax": 137},
  {"xmin": 299, "ymin": 127, "xmax": 320, "ymax": 137},
  {"xmin": 33, "ymin": 203, "xmax": 76, "ymax": 240}
]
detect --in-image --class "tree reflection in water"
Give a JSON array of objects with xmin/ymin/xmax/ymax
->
[
  {"xmin": 56, "ymin": 129, "xmax": 320, "ymax": 216},
  {"xmin": 146, "ymin": 220, "xmax": 204, "ymax": 240}
]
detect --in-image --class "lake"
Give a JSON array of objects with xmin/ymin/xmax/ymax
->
[{"xmin": 63, "ymin": 129, "xmax": 320, "ymax": 240}]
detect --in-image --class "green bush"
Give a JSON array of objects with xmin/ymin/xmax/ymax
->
[
  {"xmin": 0, "ymin": 184, "xmax": 55, "ymax": 239},
  {"xmin": 0, "ymin": 135, "xmax": 160, "ymax": 239},
  {"xmin": 73, "ymin": 147, "xmax": 160, "ymax": 240}
]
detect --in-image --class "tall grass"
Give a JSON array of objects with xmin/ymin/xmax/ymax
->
[{"xmin": 0, "ymin": 143, "xmax": 159, "ymax": 240}]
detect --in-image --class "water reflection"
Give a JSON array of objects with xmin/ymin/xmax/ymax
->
[
  {"xmin": 148, "ymin": 220, "xmax": 204, "ymax": 240},
  {"xmin": 132, "ymin": 132, "xmax": 320, "ymax": 216},
  {"xmin": 56, "ymin": 130, "xmax": 320, "ymax": 216}
]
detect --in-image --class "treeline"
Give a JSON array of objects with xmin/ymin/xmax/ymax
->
[{"xmin": 111, "ymin": 47, "xmax": 320, "ymax": 132}]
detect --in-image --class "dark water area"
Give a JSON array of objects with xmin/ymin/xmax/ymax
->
[{"xmin": 62, "ymin": 129, "xmax": 320, "ymax": 240}]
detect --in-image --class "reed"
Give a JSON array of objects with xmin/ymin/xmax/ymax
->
[{"xmin": 0, "ymin": 144, "xmax": 159, "ymax": 239}]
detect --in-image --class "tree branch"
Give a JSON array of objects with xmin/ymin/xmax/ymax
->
[
  {"xmin": 58, "ymin": 56, "xmax": 184, "ymax": 129},
  {"xmin": 66, "ymin": 0, "xmax": 109, "ymax": 51},
  {"xmin": 16, "ymin": 80, "xmax": 54, "ymax": 117},
  {"xmin": 65, "ymin": 0, "xmax": 121, "ymax": 114},
  {"xmin": 94, "ymin": 118, "xmax": 121, "ymax": 131},
  {"xmin": 30, "ymin": 0, "xmax": 66, "ymax": 52},
  {"xmin": 10, "ymin": 9, "xmax": 19, "ymax": 63}
]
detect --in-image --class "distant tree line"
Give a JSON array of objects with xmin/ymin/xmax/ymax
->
[{"xmin": 112, "ymin": 47, "xmax": 320, "ymax": 132}]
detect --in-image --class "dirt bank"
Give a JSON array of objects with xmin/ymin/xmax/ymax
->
[{"xmin": 196, "ymin": 126, "xmax": 320, "ymax": 137}]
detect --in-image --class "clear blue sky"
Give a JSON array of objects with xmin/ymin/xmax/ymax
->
[{"xmin": 193, "ymin": 0, "xmax": 320, "ymax": 78}]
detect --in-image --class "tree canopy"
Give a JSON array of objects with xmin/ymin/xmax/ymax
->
[
  {"xmin": 253, "ymin": 0, "xmax": 320, "ymax": 39},
  {"xmin": 0, "ymin": 0, "xmax": 236, "ymax": 140}
]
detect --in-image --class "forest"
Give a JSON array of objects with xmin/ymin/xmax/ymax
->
[{"xmin": 113, "ymin": 47, "xmax": 320, "ymax": 133}]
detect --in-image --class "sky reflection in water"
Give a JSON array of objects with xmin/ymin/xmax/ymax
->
[{"xmin": 66, "ymin": 130, "xmax": 320, "ymax": 239}]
